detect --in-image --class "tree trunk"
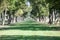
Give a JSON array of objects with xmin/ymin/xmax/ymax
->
[
  {"xmin": 16, "ymin": 16, "xmax": 17, "ymax": 22},
  {"xmin": 8, "ymin": 11, "xmax": 12, "ymax": 24},
  {"xmin": 2, "ymin": 9, "xmax": 7, "ymax": 25},
  {"xmin": 2, "ymin": 12, "xmax": 5, "ymax": 25},
  {"xmin": 13, "ymin": 14, "xmax": 16, "ymax": 23},
  {"xmin": 8, "ymin": 13, "xmax": 11, "ymax": 24},
  {"xmin": 39, "ymin": 13, "xmax": 40, "ymax": 21},
  {"xmin": 52, "ymin": 9, "xmax": 55, "ymax": 24},
  {"xmin": 49, "ymin": 8, "xmax": 53, "ymax": 24},
  {"xmin": 13, "ymin": 17, "xmax": 16, "ymax": 23}
]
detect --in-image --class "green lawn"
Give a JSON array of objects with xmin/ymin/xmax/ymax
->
[
  {"xmin": 0, "ymin": 23, "xmax": 60, "ymax": 31},
  {"xmin": 0, "ymin": 35, "xmax": 60, "ymax": 40},
  {"xmin": 0, "ymin": 30, "xmax": 60, "ymax": 40},
  {"xmin": 0, "ymin": 25, "xmax": 60, "ymax": 31},
  {"xmin": 0, "ymin": 20, "xmax": 60, "ymax": 40},
  {"xmin": 0, "ymin": 20, "xmax": 60, "ymax": 31}
]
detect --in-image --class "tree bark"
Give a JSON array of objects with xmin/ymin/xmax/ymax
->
[
  {"xmin": 2, "ymin": 9, "xmax": 7, "ymax": 25},
  {"xmin": 52, "ymin": 9, "xmax": 55, "ymax": 24},
  {"xmin": 49, "ymin": 8, "xmax": 53, "ymax": 24},
  {"xmin": 8, "ymin": 13, "xmax": 11, "ymax": 24},
  {"xmin": 16, "ymin": 16, "xmax": 17, "ymax": 22},
  {"xmin": 13, "ymin": 14, "xmax": 16, "ymax": 23},
  {"xmin": 8, "ymin": 11, "xmax": 12, "ymax": 24},
  {"xmin": 39, "ymin": 13, "xmax": 40, "ymax": 21},
  {"xmin": 2, "ymin": 12, "xmax": 5, "ymax": 25}
]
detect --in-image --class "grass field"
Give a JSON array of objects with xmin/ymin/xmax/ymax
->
[
  {"xmin": 0, "ymin": 35, "xmax": 60, "ymax": 40},
  {"xmin": 0, "ymin": 20, "xmax": 60, "ymax": 40},
  {"xmin": 0, "ymin": 24, "xmax": 60, "ymax": 31},
  {"xmin": 0, "ymin": 30, "xmax": 60, "ymax": 40}
]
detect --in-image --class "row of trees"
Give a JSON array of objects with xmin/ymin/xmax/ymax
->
[
  {"xmin": 0, "ymin": 0, "xmax": 26, "ymax": 25},
  {"xmin": 46, "ymin": 0, "xmax": 60, "ymax": 24},
  {"xmin": 0, "ymin": 0, "xmax": 60, "ymax": 25},
  {"xmin": 30, "ymin": 0, "xmax": 60, "ymax": 24}
]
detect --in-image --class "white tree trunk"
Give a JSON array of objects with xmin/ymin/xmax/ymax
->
[
  {"xmin": 13, "ymin": 17, "xmax": 16, "ymax": 23},
  {"xmin": 2, "ymin": 12, "xmax": 5, "ymax": 25},
  {"xmin": 2, "ymin": 9, "xmax": 7, "ymax": 25},
  {"xmin": 52, "ymin": 9, "xmax": 55, "ymax": 24}
]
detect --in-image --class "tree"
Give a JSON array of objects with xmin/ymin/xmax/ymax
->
[
  {"xmin": 0, "ymin": 0, "xmax": 26, "ymax": 24},
  {"xmin": 46, "ymin": 0, "xmax": 60, "ymax": 24},
  {"xmin": 0, "ymin": 0, "xmax": 10, "ymax": 25},
  {"xmin": 29, "ymin": 0, "xmax": 49, "ymax": 21}
]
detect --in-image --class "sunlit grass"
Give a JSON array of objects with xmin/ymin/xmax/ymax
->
[{"xmin": 0, "ymin": 20, "xmax": 60, "ymax": 40}]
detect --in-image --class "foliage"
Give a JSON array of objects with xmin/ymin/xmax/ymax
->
[
  {"xmin": 0, "ymin": 0, "xmax": 60, "ymax": 25},
  {"xmin": 46, "ymin": 0, "xmax": 60, "ymax": 9},
  {"xmin": 29, "ymin": 0, "xmax": 49, "ymax": 17},
  {"xmin": 15, "ymin": 9, "xmax": 23, "ymax": 16}
]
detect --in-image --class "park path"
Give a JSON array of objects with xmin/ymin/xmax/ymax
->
[{"xmin": 0, "ymin": 30, "xmax": 60, "ymax": 37}]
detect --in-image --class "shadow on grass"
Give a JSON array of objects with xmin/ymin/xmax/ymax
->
[
  {"xmin": 0, "ymin": 26, "xmax": 60, "ymax": 31},
  {"xmin": 0, "ymin": 24, "xmax": 60, "ymax": 31},
  {"xmin": 0, "ymin": 35, "xmax": 60, "ymax": 40}
]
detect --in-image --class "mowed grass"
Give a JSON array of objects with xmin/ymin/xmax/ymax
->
[
  {"xmin": 0, "ymin": 35, "xmax": 60, "ymax": 40},
  {"xmin": 0, "ymin": 20, "xmax": 60, "ymax": 40},
  {"xmin": 0, "ymin": 24, "xmax": 60, "ymax": 31},
  {"xmin": 0, "ymin": 30, "xmax": 60, "ymax": 36},
  {"xmin": 0, "ymin": 20, "xmax": 60, "ymax": 31}
]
